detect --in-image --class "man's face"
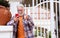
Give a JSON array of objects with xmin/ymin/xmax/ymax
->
[{"xmin": 17, "ymin": 6, "xmax": 24, "ymax": 15}]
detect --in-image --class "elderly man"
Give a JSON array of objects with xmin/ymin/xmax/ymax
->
[{"xmin": 7, "ymin": 4, "xmax": 34, "ymax": 38}]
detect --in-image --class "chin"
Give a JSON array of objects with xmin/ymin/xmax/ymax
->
[{"xmin": 20, "ymin": 13, "xmax": 24, "ymax": 16}]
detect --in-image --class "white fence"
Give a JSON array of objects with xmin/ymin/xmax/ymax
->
[
  {"xmin": 24, "ymin": 5, "xmax": 51, "ymax": 38},
  {"xmin": 24, "ymin": 0, "xmax": 59, "ymax": 38}
]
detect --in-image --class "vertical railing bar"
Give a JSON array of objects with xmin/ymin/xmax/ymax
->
[
  {"xmin": 47, "ymin": 30, "xmax": 49, "ymax": 38},
  {"xmin": 28, "ymin": 4, "xmax": 30, "ymax": 15},
  {"xmin": 48, "ymin": 30, "xmax": 49, "ymax": 38},
  {"xmin": 32, "ymin": 0, "xmax": 34, "ymax": 19},
  {"xmin": 32, "ymin": 0, "xmax": 35, "ymax": 38},
  {"xmin": 43, "ymin": 0, "xmax": 45, "ymax": 20},
  {"xmin": 44, "ymin": 2, "xmax": 45, "ymax": 38},
  {"xmin": 56, "ymin": 1, "xmax": 57, "ymax": 38},
  {"xmin": 24, "ymin": 4, "xmax": 26, "ymax": 14},
  {"xmin": 57, "ymin": 3, "xmax": 59, "ymax": 38},
  {"xmin": 37, "ymin": 26, "xmax": 38, "ymax": 38},
  {"xmin": 40, "ymin": 0, "xmax": 41, "ymax": 20},
  {"xmin": 41, "ymin": 27, "xmax": 42, "ymax": 37},
  {"xmin": 33, "ymin": 26, "xmax": 35, "ymax": 38},
  {"xmin": 44, "ymin": 28, "xmax": 46, "ymax": 38},
  {"xmin": 36, "ymin": 0, "xmax": 38, "ymax": 37},
  {"xmin": 43, "ymin": 0, "xmax": 46, "ymax": 38},
  {"xmin": 43, "ymin": 0, "xmax": 45, "ymax": 9},
  {"xmin": 55, "ymin": 0, "xmax": 58, "ymax": 37},
  {"xmin": 40, "ymin": 0, "xmax": 42, "ymax": 37},
  {"xmin": 56, "ymin": 0, "xmax": 58, "ymax": 38},
  {"xmin": 36, "ymin": 0, "xmax": 38, "ymax": 5},
  {"xmin": 47, "ymin": 0, "xmax": 48, "ymax": 20},
  {"xmin": 42, "ymin": 0, "xmax": 44, "ymax": 9},
  {"xmin": 39, "ymin": 0, "xmax": 41, "ymax": 19},
  {"xmin": 50, "ymin": 0, "xmax": 55, "ymax": 38},
  {"xmin": 47, "ymin": 0, "xmax": 49, "ymax": 38},
  {"xmin": 58, "ymin": 0, "xmax": 60, "ymax": 38},
  {"xmin": 36, "ymin": 0, "xmax": 38, "ymax": 20}
]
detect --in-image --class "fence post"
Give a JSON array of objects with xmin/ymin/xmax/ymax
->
[
  {"xmin": 50, "ymin": 0, "xmax": 56, "ymax": 38},
  {"xmin": 32, "ymin": 0, "xmax": 34, "ymax": 19},
  {"xmin": 24, "ymin": 4, "xmax": 26, "ymax": 14},
  {"xmin": 56, "ymin": 1, "xmax": 58, "ymax": 38},
  {"xmin": 28, "ymin": 4, "xmax": 30, "ymax": 15}
]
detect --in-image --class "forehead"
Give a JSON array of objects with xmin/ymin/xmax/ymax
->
[{"xmin": 17, "ymin": 6, "xmax": 24, "ymax": 9}]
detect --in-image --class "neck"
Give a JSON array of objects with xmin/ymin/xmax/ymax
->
[{"xmin": 19, "ymin": 13, "xmax": 24, "ymax": 17}]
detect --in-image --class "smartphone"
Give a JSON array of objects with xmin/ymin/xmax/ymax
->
[{"xmin": 15, "ymin": 13, "xmax": 19, "ymax": 18}]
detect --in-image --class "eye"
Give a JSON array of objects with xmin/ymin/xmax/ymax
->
[{"xmin": 18, "ymin": 10, "xmax": 22, "ymax": 11}]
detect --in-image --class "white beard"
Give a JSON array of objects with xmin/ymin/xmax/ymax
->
[{"xmin": 19, "ymin": 12, "xmax": 24, "ymax": 16}]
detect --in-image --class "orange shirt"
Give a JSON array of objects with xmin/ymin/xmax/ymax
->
[{"xmin": 17, "ymin": 16, "xmax": 25, "ymax": 38}]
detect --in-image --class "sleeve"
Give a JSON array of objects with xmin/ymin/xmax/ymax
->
[
  {"xmin": 27, "ymin": 15, "xmax": 34, "ymax": 27},
  {"xmin": 7, "ymin": 16, "xmax": 17, "ymax": 26}
]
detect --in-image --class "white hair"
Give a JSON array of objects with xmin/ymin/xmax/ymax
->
[{"xmin": 17, "ymin": 4, "xmax": 24, "ymax": 8}]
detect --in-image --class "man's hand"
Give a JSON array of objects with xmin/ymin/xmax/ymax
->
[
  {"xmin": 24, "ymin": 15, "xmax": 29, "ymax": 20},
  {"xmin": 14, "ymin": 17, "xmax": 19, "ymax": 22}
]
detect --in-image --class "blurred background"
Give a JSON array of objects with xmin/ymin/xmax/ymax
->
[{"xmin": 0, "ymin": 0, "xmax": 59, "ymax": 38}]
